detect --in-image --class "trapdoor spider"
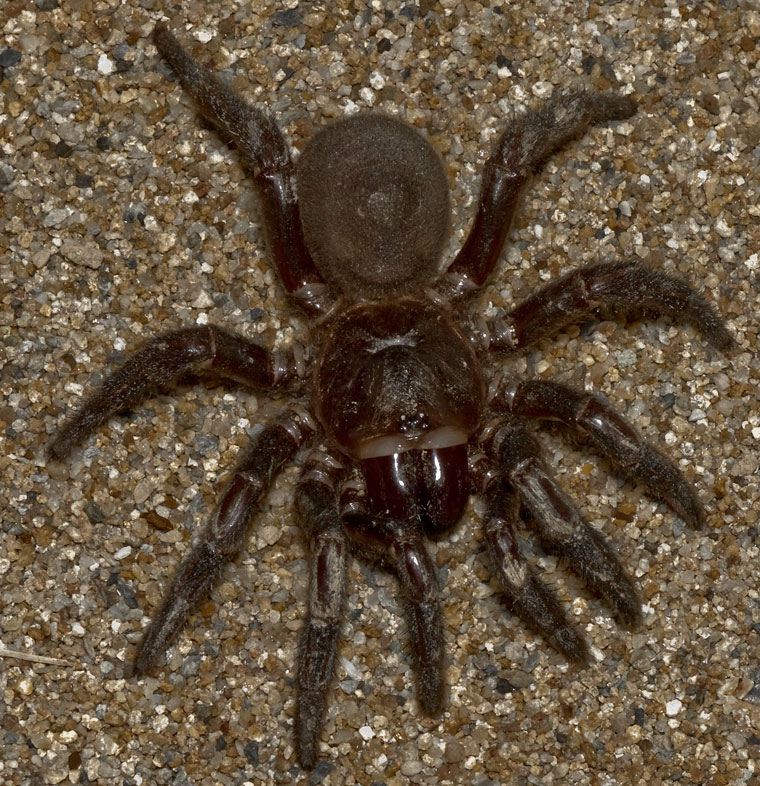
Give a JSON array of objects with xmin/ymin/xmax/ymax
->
[{"xmin": 48, "ymin": 24, "xmax": 734, "ymax": 768}]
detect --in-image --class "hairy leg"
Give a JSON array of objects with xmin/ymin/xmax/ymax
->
[
  {"xmin": 341, "ymin": 483, "xmax": 445, "ymax": 715},
  {"xmin": 487, "ymin": 260, "xmax": 734, "ymax": 352},
  {"xmin": 48, "ymin": 325, "xmax": 299, "ymax": 460},
  {"xmin": 480, "ymin": 416, "xmax": 641, "ymax": 628},
  {"xmin": 292, "ymin": 450, "xmax": 348, "ymax": 770},
  {"xmin": 470, "ymin": 461, "xmax": 590, "ymax": 662},
  {"xmin": 440, "ymin": 91, "xmax": 636, "ymax": 298},
  {"xmin": 153, "ymin": 24, "xmax": 334, "ymax": 315},
  {"xmin": 501, "ymin": 379, "xmax": 706, "ymax": 528},
  {"xmin": 132, "ymin": 407, "xmax": 316, "ymax": 675}
]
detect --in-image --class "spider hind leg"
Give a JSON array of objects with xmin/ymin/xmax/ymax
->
[
  {"xmin": 341, "ymin": 481, "xmax": 446, "ymax": 716},
  {"xmin": 508, "ymin": 379, "xmax": 706, "ymax": 529},
  {"xmin": 481, "ymin": 415, "xmax": 641, "ymax": 630},
  {"xmin": 131, "ymin": 409, "xmax": 314, "ymax": 676},
  {"xmin": 482, "ymin": 475, "xmax": 590, "ymax": 663},
  {"xmin": 293, "ymin": 450, "xmax": 349, "ymax": 770}
]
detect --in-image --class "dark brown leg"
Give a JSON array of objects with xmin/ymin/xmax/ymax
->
[
  {"xmin": 440, "ymin": 92, "xmax": 636, "ymax": 298},
  {"xmin": 153, "ymin": 24, "xmax": 335, "ymax": 316},
  {"xmin": 481, "ymin": 416, "xmax": 641, "ymax": 628},
  {"xmin": 293, "ymin": 450, "xmax": 348, "ymax": 770},
  {"xmin": 504, "ymin": 379, "xmax": 706, "ymax": 528},
  {"xmin": 341, "ymin": 484, "xmax": 444, "ymax": 715},
  {"xmin": 132, "ymin": 407, "xmax": 316, "ymax": 676},
  {"xmin": 480, "ymin": 472, "xmax": 589, "ymax": 662},
  {"xmin": 48, "ymin": 325, "xmax": 299, "ymax": 460},
  {"xmin": 488, "ymin": 260, "xmax": 734, "ymax": 352}
]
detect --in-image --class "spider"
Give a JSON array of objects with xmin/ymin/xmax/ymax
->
[{"xmin": 48, "ymin": 24, "xmax": 734, "ymax": 769}]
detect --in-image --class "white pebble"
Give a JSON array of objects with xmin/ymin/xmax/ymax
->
[
  {"xmin": 192, "ymin": 290, "xmax": 214, "ymax": 309},
  {"xmin": 97, "ymin": 54, "xmax": 114, "ymax": 75},
  {"xmin": 339, "ymin": 656, "xmax": 362, "ymax": 681},
  {"xmin": 531, "ymin": 80, "xmax": 553, "ymax": 99},
  {"xmin": 665, "ymin": 699, "xmax": 682, "ymax": 716}
]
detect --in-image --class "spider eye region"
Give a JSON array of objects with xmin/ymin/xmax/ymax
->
[
  {"xmin": 297, "ymin": 114, "xmax": 451, "ymax": 300},
  {"xmin": 315, "ymin": 299, "xmax": 484, "ymax": 457},
  {"xmin": 398, "ymin": 411, "xmax": 430, "ymax": 434}
]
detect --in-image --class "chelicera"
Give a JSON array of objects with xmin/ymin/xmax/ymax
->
[{"xmin": 48, "ymin": 24, "xmax": 734, "ymax": 768}]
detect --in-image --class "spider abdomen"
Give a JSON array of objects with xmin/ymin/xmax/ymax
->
[
  {"xmin": 297, "ymin": 115, "xmax": 450, "ymax": 300},
  {"xmin": 314, "ymin": 298, "xmax": 485, "ymax": 458}
]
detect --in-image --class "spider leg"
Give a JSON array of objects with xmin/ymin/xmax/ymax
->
[
  {"xmin": 342, "ymin": 482, "xmax": 444, "ymax": 715},
  {"xmin": 48, "ymin": 325, "xmax": 300, "ymax": 460},
  {"xmin": 503, "ymin": 379, "xmax": 706, "ymax": 528},
  {"xmin": 152, "ymin": 24, "xmax": 335, "ymax": 316},
  {"xmin": 487, "ymin": 260, "xmax": 734, "ymax": 353},
  {"xmin": 480, "ymin": 415, "xmax": 641, "ymax": 628},
  {"xmin": 472, "ymin": 463, "xmax": 590, "ymax": 663},
  {"xmin": 292, "ymin": 450, "xmax": 349, "ymax": 770},
  {"xmin": 132, "ymin": 407, "xmax": 316, "ymax": 675},
  {"xmin": 441, "ymin": 91, "xmax": 636, "ymax": 298}
]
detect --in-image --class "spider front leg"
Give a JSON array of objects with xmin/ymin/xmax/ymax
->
[
  {"xmin": 440, "ymin": 91, "xmax": 636, "ymax": 298},
  {"xmin": 502, "ymin": 379, "xmax": 707, "ymax": 528},
  {"xmin": 292, "ymin": 450, "xmax": 349, "ymax": 769},
  {"xmin": 342, "ymin": 483, "xmax": 445, "ymax": 716},
  {"xmin": 133, "ymin": 407, "xmax": 316, "ymax": 675},
  {"xmin": 488, "ymin": 260, "xmax": 734, "ymax": 352},
  {"xmin": 48, "ymin": 325, "xmax": 299, "ymax": 460},
  {"xmin": 480, "ymin": 416, "xmax": 641, "ymax": 628},
  {"xmin": 153, "ymin": 24, "xmax": 335, "ymax": 316}
]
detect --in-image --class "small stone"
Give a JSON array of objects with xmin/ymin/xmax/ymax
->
[
  {"xmin": 701, "ymin": 94, "xmax": 720, "ymax": 115},
  {"xmin": 84, "ymin": 501, "xmax": 105, "ymax": 524},
  {"xmin": 53, "ymin": 140, "xmax": 73, "ymax": 158},
  {"xmin": 17, "ymin": 677, "xmax": 34, "ymax": 696},
  {"xmin": 665, "ymin": 699, "xmax": 682, "ymax": 716},
  {"xmin": 192, "ymin": 290, "xmax": 214, "ymax": 309},
  {"xmin": 43, "ymin": 208, "xmax": 69, "ymax": 227},
  {"xmin": 616, "ymin": 349, "xmax": 637, "ymax": 367},
  {"xmin": 444, "ymin": 740, "xmax": 466, "ymax": 762},
  {"xmin": 31, "ymin": 249, "xmax": 51, "ymax": 269},
  {"xmin": 60, "ymin": 240, "xmax": 104, "ymax": 269},
  {"xmin": 259, "ymin": 524, "xmax": 280, "ymax": 546},
  {"xmin": 243, "ymin": 740, "xmax": 259, "ymax": 765},
  {"xmin": 133, "ymin": 480, "xmax": 152, "ymax": 505},
  {"xmin": 97, "ymin": 54, "xmax": 114, "ymax": 75},
  {"xmin": 531, "ymin": 81, "xmax": 553, "ymax": 99},
  {"xmin": 271, "ymin": 8, "xmax": 302, "ymax": 27},
  {"xmin": 400, "ymin": 760, "xmax": 424, "ymax": 776},
  {"xmin": 0, "ymin": 49, "xmax": 22, "ymax": 68}
]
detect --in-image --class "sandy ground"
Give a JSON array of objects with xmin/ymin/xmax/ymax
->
[{"xmin": 2, "ymin": 1, "xmax": 759, "ymax": 784}]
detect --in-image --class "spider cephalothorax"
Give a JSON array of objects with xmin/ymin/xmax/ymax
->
[{"xmin": 48, "ymin": 23, "xmax": 734, "ymax": 769}]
